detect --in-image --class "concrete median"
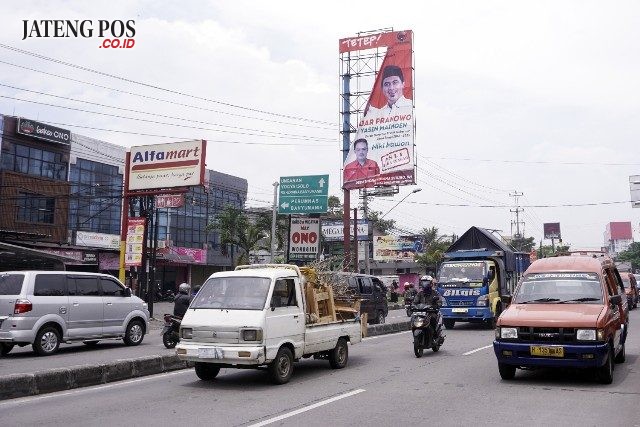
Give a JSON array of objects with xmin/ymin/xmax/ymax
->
[{"xmin": 0, "ymin": 321, "xmax": 411, "ymax": 401}]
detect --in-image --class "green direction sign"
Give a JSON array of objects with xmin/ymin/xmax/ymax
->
[{"xmin": 279, "ymin": 174, "xmax": 329, "ymax": 214}]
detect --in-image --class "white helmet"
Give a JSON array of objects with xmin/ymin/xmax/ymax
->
[
  {"xmin": 421, "ymin": 275, "xmax": 433, "ymax": 282},
  {"xmin": 178, "ymin": 283, "xmax": 191, "ymax": 294}
]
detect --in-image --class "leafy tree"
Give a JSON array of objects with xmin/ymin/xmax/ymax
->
[
  {"xmin": 256, "ymin": 211, "xmax": 288, "ymax": 252},
  {"xmin": 327, "ymin": 195, "xmax": 343, "ymax": 218},
  {"xmin": 207, "ymin": 206, "xmax": 267, "ymax": 266},
  {"xmin": 510, "ymin": 236, "xmax": 536, "ymax": 252},
  {"xmin": 617, "ymin": 242, "xmax": 640, "ymax": 270},
  {"xmin": 367, "ymin": 210, "xmax": 396, "ymax": 234},
  {"xmin": 414, "ymin": 226, "xmax": 451, "ymax": 274},
  {"xmin": 537, "ymin": 244, "xmax": 570, "ymax": 259}
]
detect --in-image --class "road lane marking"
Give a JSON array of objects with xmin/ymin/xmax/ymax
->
[
  {"xmin": 362, "ymin": 331, "xmax": 411, "ymax": 341},
  {"xmin": 0, "ymin": 369, "xmax": 190, "ymax": 407},
  {"xmin": 248, "ymin": 389, "xmax": 366, "ymax": 427},
  {"xmin": 463, "ymin": 344, "xmax": 492, "ymax": 355}
]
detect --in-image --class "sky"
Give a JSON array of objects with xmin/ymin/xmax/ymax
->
[{"xmin": 1, "ymin": 0, "xmax": 639, "ymax": 249}]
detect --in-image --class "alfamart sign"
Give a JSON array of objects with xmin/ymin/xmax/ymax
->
[{"xmin": 127, "ymin": 140, "xmax": 206, "ymax": 190}]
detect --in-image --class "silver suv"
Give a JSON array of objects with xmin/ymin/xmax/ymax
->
[{"xmin": 0, "ymin": 271, "xmax": 149, "ymax": 356}]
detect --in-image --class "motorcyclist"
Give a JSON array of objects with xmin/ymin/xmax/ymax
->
[
  {"xmin": 404, "ymin": 282, "xmax": 417, "ymax": 300},
  {"xmin": 414, "ymin": 275, "xmax": 438, "ymax": 306},
  {"xmin": 173, "ymin": 283, "xmax": 193, "ymax": 318}
]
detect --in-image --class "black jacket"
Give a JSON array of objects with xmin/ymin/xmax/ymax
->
[
  {"xmin": 413, "ymin": 289, "xmax": 436, "ymax": 306},
  {"xmin": 173, "ymin": 293, "xmax": 192, "ymax": 317}
]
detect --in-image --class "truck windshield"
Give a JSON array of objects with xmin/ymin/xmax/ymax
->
[
  {"xmin": 437, "ymin": 262, "xmax": 485, "ymax": 286},
  {"xmin": 191, "ymin": 276, "xmax": 271, "ymax": 310},
  {"xmin": 513, "ymin": 272, "xmax": 603, "ymax": 304}
]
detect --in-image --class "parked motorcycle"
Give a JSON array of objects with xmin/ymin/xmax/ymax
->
[
  {"xmin": 411, "ymin": 301, "xmax": 445, "ymax": 358},
  {"xmin": 162, "ymin": 314, "xmax": 181, "ymax": 349}
]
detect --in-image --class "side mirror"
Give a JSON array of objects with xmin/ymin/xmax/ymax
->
[
  {"xmin": 124, "ymin": 288, "xmax": 132, "ymax": 297},
  {"xmin": 609, "ymin": 294, "xmax": 622, "ymax": 306},
  {"xmin": 500, "ymin": 295, "xmax": 512, "ymax": 305}
]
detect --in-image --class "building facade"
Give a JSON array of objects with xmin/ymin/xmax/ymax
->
[{"xmin": 604, "ymin": 221, "xmax": 633, "ymax": 257}]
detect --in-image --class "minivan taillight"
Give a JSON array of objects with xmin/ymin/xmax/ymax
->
[{"xmin": 14, "ymin": 299, "xmax": 32, "ymax": 314}]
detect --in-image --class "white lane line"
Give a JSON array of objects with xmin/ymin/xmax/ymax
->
[
  {"xmin": 463, "ymin": 344, "xmax": 493, "ymax": 356},
  {"xmin": 0, "ymin": 369, "xmax": 190, "ymax": 407},
  {"xmin": 362, "ymin": 330, "xmax": 411, "ymax": 341},
  {"xmin": 248, "ymin": 389, "xmax": 366, "ymax": 427}
]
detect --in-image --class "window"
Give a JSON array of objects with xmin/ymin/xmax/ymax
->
[
  {"xmin": 1, "ymin": 143, "xmax": 67, "ymax": 180},
  {"xmin": 34, "ymin": 274, "xmax": 67, "ymax": 296},
  {"xmin": 74, "ymin": 277, "xmax": 99, "ymax": 296},
  {"xmin": 359, "ymin": 277, "xmax": 373, "ymax": 294},
  {"xmin": 16, "ymin": 193, "xmax": 55, "ymax": 224},
  {"xmin": 0, "ymin": 274, "xmax": 24, "ymax": 295},
  {"xmin": 271, "ymin": 278, "xmax": 298, "ymax": 308},
  {"xmin": 101, "ymin": 278, "xmax": 125, "ymax": 296}
]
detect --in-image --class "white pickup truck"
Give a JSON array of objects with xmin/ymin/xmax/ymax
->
[{"xmin": 176, "ymin": 264, "xmax": 362, "ymax": 384}]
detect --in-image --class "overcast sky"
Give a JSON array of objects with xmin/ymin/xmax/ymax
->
[{"xmin": 1, "ymin": 0, "xmax": 639, "ymax": 248}]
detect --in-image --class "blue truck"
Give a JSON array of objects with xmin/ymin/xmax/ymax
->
[{"xmin": 436, "ymin": 227, "xmax": 530, "ymax": 329}]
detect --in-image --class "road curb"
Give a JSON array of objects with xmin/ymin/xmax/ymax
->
[{"xmin": 0, "ymin": 321, "xmax": 411, "ymax": 401}]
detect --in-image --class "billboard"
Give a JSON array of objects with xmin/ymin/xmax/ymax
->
[
  {"xmin": 125, "ymin": 217, "xmax": 145, "ymax": 266},
  {"xmin": 543, "ymin": 223, "xmax": 561, "ymax": 239},
  {"xmin": 289, "ymin": 218, "xmax": 320, "ymax": 261},
  {"xmin": 321, "ymin": 219, "xmax": 370, "ymax": 242},
  {"xmin": 373, "ymin": 235, "xmax": 423, "ymax": 262},
  {"xmin": 340, "ymin": 30, "xmax": 415, "ymax": 190},
  {"xmin": 127, "ymin": 140, "xmax": 206, "ymax": 191},
  {"xmin": 17, "ymin": 117, "xmax": 71, "ymax": 145},
  {"xmin": 75, "ymin": 231, "xmax": 120, "ymax": 249}
]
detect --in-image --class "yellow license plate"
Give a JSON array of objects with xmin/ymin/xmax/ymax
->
[
  {"xmin": 530, "ymin": 346, "xmax": 564, "ymax": 357},
  {"xmin": 452, "ymin": 308, "xmax": 468, "ymax": 313}
]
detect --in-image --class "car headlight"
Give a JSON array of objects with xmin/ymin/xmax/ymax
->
[
  {"xmin": 500, "ymin": 327, "xmax": 518, "ymax": 339},
  {"xmin": 242, "ymin": 328, "xmax": 263, "ymax": 342},
  {"xmin": 476, "ymin": 294, "xmax": 489, "ymax": 307},
  {"xmin": 576, "ymin": 329, "xmax": 596, "ymax": 341},
  {"xmin": 181, "ymin": 328, "xmax": 193, "ymax": 339},
  {"xmin": 412, "ymin": 317, "xmax": 425, "ymax": 328}
]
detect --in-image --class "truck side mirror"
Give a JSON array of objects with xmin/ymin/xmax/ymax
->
[{"xmin": 500, "ymin": 295, "xmax": 512, "ymax": 305}]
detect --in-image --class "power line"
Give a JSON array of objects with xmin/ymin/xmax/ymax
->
[
  {"xmin": 0, "ymin": 44, "xmax": 334, "ymax": 126},
  {"xmin": 423, "ymin": 155, "xmax": 640, "ymax": 167},
  {"xmin": 0, "ymin": 94, "xmax": 335, "ymax": 142},
  {"xmin": 418, "ymin": 154, "xmax": 509, "ymax": 193},
  {"xmin": 375, "ymin": 198, "xmax": 631, "ymax": 208}
]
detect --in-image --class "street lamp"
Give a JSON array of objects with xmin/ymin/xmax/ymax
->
[{"xmin": 380, "ymin": 188, "xmax": 422, "ymax": 219}]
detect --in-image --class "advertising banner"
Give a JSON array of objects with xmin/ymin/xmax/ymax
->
[
  {"xmin": 341, "ymin": 30, "xmax": 415, "ymax": 190},
  {"xmin": 543, "ymin": 223, "xmax": 561, "ymax": 239},
  {"xmin": 155, "ymin": 194, "xmax": 185, "ymax": 208},
  {"xmin": 17, "ymin": 118, "xmax": 71, "ymax": 145},
  {"xmin": 75, "ymin": 231, "xmax": 120, "ymax": 249},
  {"xmin": 289, "ymin": 218, "xmax": 320, "ymax": 261},
  {"xmin": 156, "ymin": 246, "xmax": 207, "ymax": 264},
  {"xmin": 125, "ymin": 217, "xmax": 145, "ymax": 266},
  {"xmin": 321, "ymin": 219, "xmax": 370, "ymax": 241},
  {"xmin": 127, "ymin": 140, "xmax": 206, "ymax": 191},
  {"xmin": 373, "ymin": 235, "xmax": 423, "ymax": 262}
]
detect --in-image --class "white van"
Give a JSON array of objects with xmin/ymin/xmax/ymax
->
[
  {"xmin": 0, "ymin": 271, "xmax": 149, "ymax": 356},
  {"xmin": 176, "ymin": 264, "xmax": 362, "ymax": 384}
]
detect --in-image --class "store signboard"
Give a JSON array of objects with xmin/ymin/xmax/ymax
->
[
  {"xmin": 289, "ymin": 218, "xmax": 320, "ymax": 260},
  {"xmin": 76, "ymin": 231, "xmax": 120, "ymax": 249},
  {"xmin": 125, "ymin": 217, "xmax": 145, "ymax": 266}
]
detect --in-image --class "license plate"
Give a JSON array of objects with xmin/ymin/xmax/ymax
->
[
  {"xmin": 198, "ymin": 347, "xmax": 223, "ymax": 359},
  {"xmin": 530, "ymin": 345, "xmax": 564, "ymax": 357},
  {"xmin": 452, "ymin": 308, "xmax": 468, "ymax": 313}
]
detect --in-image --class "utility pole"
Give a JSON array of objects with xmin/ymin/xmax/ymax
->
[
  {"xmin": 509, "ymin": 191, "xmax": 525, "ymax": 238},
  {"xmin": 270, "ymin": 181, "xmax": 279, "ymax": 262},
  {"xmin": 361, "ymin": 190, "xmax": 371, "ymax": 275}
]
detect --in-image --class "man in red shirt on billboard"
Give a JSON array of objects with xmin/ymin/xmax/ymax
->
[{"xmin": 343, "ymin": 138, "xmax": 380, "ymax": 182}]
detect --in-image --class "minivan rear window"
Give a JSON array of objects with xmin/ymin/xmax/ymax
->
[{"xmin": 0, "ymin": 274, "xmax": 24, "ymax": 295}]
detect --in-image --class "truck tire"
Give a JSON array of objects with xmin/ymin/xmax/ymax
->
[
  {"xmin": 329, "ymin": 338, "xmax": 349, "ymax": 369},
  {"xmin": 269, "ymin": 347, "xmax": 294, "ymax": 384},
  {"xmin": 597, "ymin": 347, "xmax": 614, "ymax": 384},
  {"xmin": 498, "ymin": 363, "xmax": 516, "ymax": 380},
  {"xmin": 443, "ymin": 319, "xmax": 455, "ymax": 329},
  {"xmin": 195, "ymin": 362, "xmax": 220, "ymax": 381},
  {"xmin": 376, "ymin": 311, "xmax": 386, "ymax": 324}
]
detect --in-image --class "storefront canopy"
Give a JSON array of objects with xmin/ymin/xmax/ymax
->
[{"xmin": 0, "ymin": 241, "xmax": 81, "ymax": 271}]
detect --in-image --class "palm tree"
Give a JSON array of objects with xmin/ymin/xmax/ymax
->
[{"xmin": 207, "ymin": 206, "xmax": 267, "ymax": 266}]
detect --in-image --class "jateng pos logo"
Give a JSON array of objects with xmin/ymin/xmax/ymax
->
[{"xmin": 22, "ymin": 19, "xmax": 136, "ymax": 49}]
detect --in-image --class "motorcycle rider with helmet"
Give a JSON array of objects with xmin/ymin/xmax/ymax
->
[
  {"xmin": 414, "ymin": 275, "xmax": 438, "ymax": 306},
  {"xmin": 173, "ymin": 282, "xmax": 193, "ymax": 318}
]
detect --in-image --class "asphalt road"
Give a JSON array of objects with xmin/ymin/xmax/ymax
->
[
  {"xmin": 3, "ymin": 309, "xmax": 640, "ymax": 426},
  {"xmin": 0, "ymin": 306, "xmax": 410, "ymax": 376}
]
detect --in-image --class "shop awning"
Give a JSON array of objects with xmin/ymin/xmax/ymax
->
[{"xmin": 0, "ymin": 241, "xmax": 81, "ymax": 271}]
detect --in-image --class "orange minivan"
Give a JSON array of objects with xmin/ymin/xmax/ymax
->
[
  {"xmin": 493, "ymin": 256, "xmax": 628, "ymax": 384},
  {"xmin": 622, "ymin": 272, "xmax": 638, "ymax": 309}
]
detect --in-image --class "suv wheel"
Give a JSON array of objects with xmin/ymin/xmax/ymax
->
[
  {"xmin": 1, "ymin": 343, "xmax": 15, "ymax": 356},
  {"xmin": 123, "ymin": 320, "xmax": 145, "ymax": 346},
  {"xmin": 377, "ymin": 311, "xmax": 386, "ymax": 324},
  {"xmin": 33, "ymin": 326, "xmax": 61, "ymax": 356}
]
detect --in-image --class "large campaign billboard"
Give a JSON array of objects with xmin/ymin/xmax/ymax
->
[
  {"xmin": 543, "ymin": 223, "xmax": 561, "ymax": 239},
  {"xmin": 127, "ymin": 140, "xmax": 206, "ymax": 191},
  {"xmin": 340, "ymin": 30, "xmax": 415, "ymax": 190},
  {"xmin": 373, "ymin": 235, "xmax": 423, "ymax": 262}
]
